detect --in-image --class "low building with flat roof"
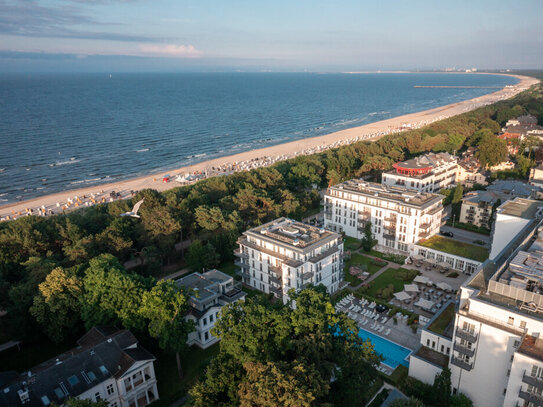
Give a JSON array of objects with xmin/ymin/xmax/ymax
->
[
  {"xmin": 236, "ymin": 217, "xmax": 343, "ymax": 303},
  {"xmin": 176, "ymin": 269, "xmax": 246, "ymax": 348}
]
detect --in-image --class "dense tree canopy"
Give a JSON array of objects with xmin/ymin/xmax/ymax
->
[{"xmin": 475, "ymin": 134, "xmax": 508, "ymax": 168}]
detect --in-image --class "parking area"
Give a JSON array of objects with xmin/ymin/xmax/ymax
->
[{"xmin": 439, "ymin": 225, "xmax": 491, "ymax": 247}]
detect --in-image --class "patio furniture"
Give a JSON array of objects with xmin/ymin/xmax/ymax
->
[
  {"xmin": 393, "ymin": 291, "xmax": 412, "ymax": 302},
  {"xmin": 404, "ymin": 284, "xmax": 419, "ymax": 293}
]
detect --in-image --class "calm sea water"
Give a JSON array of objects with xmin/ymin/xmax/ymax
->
[{"xmin": 0, "ymin": 73, "xmax": 516, "ymax": 203}]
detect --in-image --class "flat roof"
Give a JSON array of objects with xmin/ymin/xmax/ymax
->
[
  {"xmin": 427, "ymin": 302, "xmax": 455, "ymax": 339},
  {"xmin": 418, "ymin": 235, "xmax": 489, "ymax": 262},
  {"xmin": 518, "ymin": 335, "xmax": 543, "ymax": 362},
  {"xmin": 413, "ymin": 346, "xmax": 449, "ymax": 369},
  {"xmin": 245, "ymin": 217, "xmax": 339, "ymax": 252},
  {"xmin": 498, "ymin": 198, "xmax": 543, "ymax": 219}
]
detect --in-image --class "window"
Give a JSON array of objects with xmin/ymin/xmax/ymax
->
[
  {"xmin": 54, "ymin": 388, "xmax": 65, "ymax": 399},
  {"xmin": 514, "ymin": 340, "xmax": 520, "ymax": 348},
  {"xmin": 209, "ymin": 314, "xmax": 214, "ymax": 323},
  {"xmin": 521, "ymin": 321, "xmax": 527, "ymax": 329},
  {"xmin": 107, "ymin": 384, "xmax": 115, "ymax": 395},
  {"xmin": 68, "ymin": 375, "xmax": 79, "ymax": 386},
  {"xmin": 204, "ymin": 331, "xmax": 209, "ymax": 341},
  {"xmin": 99, "ymin": 365, "xmax": 108, "ymax": 375},
  {"xmin": 87, "ymin": 371, "xmax": 97, "ymax": 382},
  {"xmin": 95, "ymin": 392, "xmax": 102, "ymax": 401}
]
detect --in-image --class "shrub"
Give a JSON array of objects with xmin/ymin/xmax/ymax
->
[
  {"xmin": 447, "ymin": 271, "xmax": 459, "ymax": 278},
  {"xmin": 395, "ymin": 268, "xmax": 418, "ymax": 281},
  {"xmin": 371, "ymin": 258, "xmax": 387, "ymax": 267}
]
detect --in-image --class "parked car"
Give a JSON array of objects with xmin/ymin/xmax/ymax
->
[{"xmin": 440, "ymin": 231, "xmax": 454, "ymax": 237}]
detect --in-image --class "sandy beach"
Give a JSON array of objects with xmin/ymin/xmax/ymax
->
[{"xmin": 1, "ymin": 73, "xmax": 538, "ymax": 221}]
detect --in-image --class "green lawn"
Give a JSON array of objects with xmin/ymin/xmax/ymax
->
[
  {"xmin": 344, "ymin": 236, "xmax": 361, "ymax": 251},
  {"xmin": 427, "ymin": 303, "xmax": 455, "ymax": 336},
  {"xmin": 152, "ymin": 344, "xmax": 220, "ymax": 406},
  {"xmin": 368, "ymin": 249, "xmax": 407, "ymax": 265},
  {"xmin": 418, "ymin": 235, "xmax": 489, "ymax": 262},
  {"xmin": 365, "ymin": 267, "xmax": 418, "ymax": 298},
  {"xmin": 344, "ymin": 253, "xmax": 385, "ymax": 287}
]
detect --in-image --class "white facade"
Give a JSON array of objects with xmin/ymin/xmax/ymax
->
[
  {"xmin": 79, "ymin": 362, "xmax": 158, "ymax": 407},
  {"xmin": 410, "ymin": 243, "xmax": 482, "ymax": 275},
  {"xmin": 324, "ymin": 180, "xmax": 444, "ymax": 253},
  {"xmin": 177, "ymin": 270, "xmax": 246, "ymax": 349},
  {"xmin": 236, "ymin": 217, "xmax": 343, "ymax": 304},
  {"xmin": 381, "ymin": 152, "xmax": 457, "ymax": 193}
]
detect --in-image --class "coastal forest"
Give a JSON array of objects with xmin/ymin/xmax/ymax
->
[{"xmin": 0, "ymin": 83, "xmax": 542, "ymax": 405}]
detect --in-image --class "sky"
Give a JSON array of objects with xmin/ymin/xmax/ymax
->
[{"xmin": 1, "ymin": 0, "xmax": 543, "ymax": 72}]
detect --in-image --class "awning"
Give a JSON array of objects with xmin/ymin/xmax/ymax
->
[
  {"xmin": 414, "ymin": 275, "xmax": 430, "ymax": 284},
  {"xmin": 436, "ymin": 282, "xmax": 453, "ymax": 291},
  {"xmin": 404, "ymin": 284, "xmax": 420, "ymax": 293},
  {"xmin": 425, "ymin": 258, "xmax": 437, "ymax": 265},
  {"xmin": 412, "ymin": 254, "xmax": 425, "ymax": 261},
  {"xmin": 414, "ymin": 298, "xmax": 435, "ymax": 311},
  {"xmin": 393, "ymin": 291, "xmax": 412, "ymax": 302}
]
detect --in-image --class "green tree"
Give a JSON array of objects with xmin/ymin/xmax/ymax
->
[
  {"xmin": 389, "ymin": 398, "xmax": 426, "ymax": 407},
  {"xmin": 139, "ymin": 280, "xmax": 194, "ymax": 378},
  {"xmin": 186, "ymin": 241, "xmax": 220, "ymax": 272},
  {"xmin": 361, "ymin": 221, "xmax": 374, "ymax": 252},
  {"xmin": 450, "ymin": 393, "xmax": 474, "ymax": 407},
  {"xmin": 30, "ymin": 267, "xmax": 82, "ymax": 343},
  {"xmin": 432, "ymin": 367, "xmax": 452, "ymax": 407},
  {"xmin": 452, "ymin": 185, "xmax": 464, "ymax": 204},
  {"xmin": 81, "ymin": 254, "xmax": 147, "ymax": 330},
  {"xmin": 475, "ymin": 135, "xmax": 508, "ymax": 168}
]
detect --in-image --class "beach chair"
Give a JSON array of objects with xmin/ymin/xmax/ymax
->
[
  {"xmin": 381, "ymin": 317, "xmax": 387, "ymax": 324},
  {"xmin": 379, "ymin": 326, "xmax": 385, "ymax": 333},
  {"xmin": 385, "ymin": 328, "xmax": 391, "ymax": 336}
]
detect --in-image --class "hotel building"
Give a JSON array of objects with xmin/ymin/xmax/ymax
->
[
  {"xmin": 381, "ymin": 152, "xmax": 457, "ymax": 193},
  {"xmin": 0, "ymin": 327, "xmax": 158, "ymax": 407},
  {"xmin": 446, "ymin": 199, "xmax": 543, "ymax": 407},
  {"xmin": 235, "ymin": 218, "xmax": 343, "ymax": 303},
  {"xmin": 324, "ymin": 180, "xmax": 444, "ymax": 253},
  {"xmin": 176, "ymin": 269, "xmax": 246, "ymax": 349}
]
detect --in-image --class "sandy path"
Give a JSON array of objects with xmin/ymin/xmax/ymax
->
[{"xmin": 1, "ymin": 74, "xmax": 538, "ymax": 220}]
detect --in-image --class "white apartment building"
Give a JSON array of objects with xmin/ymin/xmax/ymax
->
[
  {"xmin": 0, "ymin": 327, "xmax": 158, "ymax": 407},
  {"xmin": 445, "ymin": 200, "xmax": 543, "ymax": 407},
  {"xmin": 176, "ymin": 269, "xmax": 246, "ymax": 349},
  {"xmin": 235, "ymin": 217, "xmax": 343, "ymax": 303},
  {"xmin": 324, "ymin": 180, "xmax": 444, "ymax": 253},
  {"xmin": 381, "ymin": 152, "xmax": 457, "ymax": 193}
]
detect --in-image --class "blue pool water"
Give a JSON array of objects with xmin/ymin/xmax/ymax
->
[{"xmin": 358, "ymin": 328, "xmax": 411, "ymax": 368}]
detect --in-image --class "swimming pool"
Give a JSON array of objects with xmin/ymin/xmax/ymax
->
[{"xmin": 358, "ymin": 328, "xmax": 411, "ymax": 368}]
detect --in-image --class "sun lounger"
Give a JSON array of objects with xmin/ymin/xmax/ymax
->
[{"xmin": 385, "ymin": 328, "xmax": 391, "ymax": 336}]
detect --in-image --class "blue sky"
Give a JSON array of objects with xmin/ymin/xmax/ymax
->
[{"xmin": 1, "ymin": 0, "xmax": 542, "ymax": 72}]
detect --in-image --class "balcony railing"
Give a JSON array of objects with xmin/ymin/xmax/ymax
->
[
  {"xmin": 450, "ymin": 356, "xmax": 473, "ymax": 371},
  {"xmin": 453, "ymin": 342, "xmax": 475, "ymax": 358},
  {"xmin": 234, "ymin": 249, "xmax": 248, "ymax": 259},
  {"xmin": 455, "ymin": 328, "xmax": 477, "ymax": 343},
  {"xmin": 269, "ymin": 285, "xmax": 282, "ymax": 295},
  {"xmin": 419, "ymin": 222, "xmax": 431, "ymax": 229},
  {"xmin": 384, "ymin": 225, "xmax": 396, "ymax": 232},
  {"xmin": 358, "ymin": 210, "xmax": 370, "ymax": 219},
  {"xmin": 269, "ymin": 275, "xmax": 281, "ymax": 285},
  {"xmin": 384, "ymin": 216, "xmax": 397, "ymax": 222},
  {"xmin": 523, "ymin": 372, "xmax": 543, "ymax": 390},
  {"xmin": 234, "ymin": 260, "xmax": 249, "ymax": 269},
  {"xmin": 458, "ymin": 309, "xmax": 526, "ymax": 336},
  {"xmin": 383, "ymin": 233, "xmax": 396, "ymax": 241},
  {"xmin": 418, "ymin": 230, "xmax": 431, "ymax": 238},
  {"xmin": 519, "ymin": 390, "xmax": 543, "ymax": 407},
  {"xmin": 301, "ymin": 271, "xmax": 314, "ymax": 280}
]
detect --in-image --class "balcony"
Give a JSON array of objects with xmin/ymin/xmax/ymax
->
[
  {"xmin": 234, "ymin": 260, "xmax": 249, "ymax": 269},
  {"xmin": 419, "ymin": 222, "xmax": 431, "ymax": 230},
  {"xmin": 384, "ymin": 225, "xmax": 396, "ymax": 233},
  {"xmin": 357, "ymin": 223, "xmax": 367, "ymax": 232},
  {"xmin": 238, "ymin": 238, "xmax": 303, "ymax": 268},
  {"xmin": 383, "ymin": 233, "xmax": 396, "ymax": 241},
  {"xmin": 268, "ymin": 264, "xmax": 282, "ymax": 276},
  {"xmin": 269, "ymin": 285, "xmax": 282, "ymax": 296},
  {"xmin": 358, "ymin": 210, "xmax": 370, "ymax": 219},
  {"xmin": 455, "ymin": 328, "xmax": 477, "ymax": 343},
  {"xmin": 384, "ymin": 216, "xmax": 397, "ymax": 223},
  {"xmin": 450, "ymin": 356, "xmax": 473, "ymax": 371},
  {"xmin": 458, "ymin": 309, "xmax": 526, "ymax": 336},
  {"xmin": 519, "ymin": 390, "xmax": 543, "ymax": 407},
  {"xmin": 427, "ymin": 206, "xmax": 443, "ymax": 216},
  {"xmin": 453, "ymin": 342, "xmax": 475, "ymax": 358},
  {"xmin": 523, "ymin": 372, "xmax": 543, "ymax": 390},
  {"xmin": 269, "ymin": 275, "xmax": 281, "ymax": 285},
  {"xmin": 301, "ymin": 271, "xmax": 314, "ymax": 280},
  {"xmin": 234, "ymin": 249, "xmax": 248, "ymax": 259},
  {"xmin": 418, "ymin": 230, "xmax": 431, "ymax": 238}
]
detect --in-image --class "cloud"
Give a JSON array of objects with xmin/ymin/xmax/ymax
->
[
  {"xmin": 139, "ymin": 44, "xmax": 203, "ymax": 58},
  {"xmin": 0, "ymin": 0, "xmax": 163, "ymax": 42}
]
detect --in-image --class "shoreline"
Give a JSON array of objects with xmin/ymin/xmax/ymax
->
[{"xmin": 1, "ymin": 73, "xmax": 539, "ymax": 220}]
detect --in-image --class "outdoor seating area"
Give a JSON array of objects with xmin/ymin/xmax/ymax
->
[
  {"xmin": 408, "ymin": 254, "xmax": 451, "ymax": 273},
  {"xmin": 390, "ymin": 278, "xmax": 454, "ymax": 316},
  {"xmin": 336, "ymin": 294, "xmax": 396, "ymax": 336},
  {"xmin": 349, "ymin": 266, "xmax": 370, "ymax": 281}
]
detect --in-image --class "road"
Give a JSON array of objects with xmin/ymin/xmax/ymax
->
[{"xmin": 440, "ymin": 225, "xmax": 491, "ymax": 246}]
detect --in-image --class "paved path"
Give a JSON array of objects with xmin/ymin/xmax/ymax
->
[
  {"xmin": 344, "ymin": 252, "xmax": 397, "ymax": 291},
  {"xmin": 440, "ymin": 224, "xmax": 491, "ymax": 246},
  {"xmin": 159, "ymin": 267, "xmax": 190, "ymax": 281}
]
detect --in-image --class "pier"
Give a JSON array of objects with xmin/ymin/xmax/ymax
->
[{"xmin": 414, "ymin": 85, "xmax": 502, "ymax": 89}]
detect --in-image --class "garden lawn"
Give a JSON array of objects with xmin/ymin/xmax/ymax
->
[
  {"xmin": 418, "ymin": 235, "xmax": 489, "ymax": 262},
  {"xmin": 365, "ymin": 267, "xmax": 418, "ymax": 298},
  {"xmin": 344, "ymin": 236, "xmax": 361, "ymax": 251},
  {"xmin": 344, "ymin": 253, "xmax": 386, "ymax": 287},
  {"xmin": 152, "ymin": 344, "xmax": 220, "ymax": 407}
]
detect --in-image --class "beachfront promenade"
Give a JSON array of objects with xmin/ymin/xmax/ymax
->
[{"xmin": 0, "ymin": 74, "xmax": 538, "ymax": 221}]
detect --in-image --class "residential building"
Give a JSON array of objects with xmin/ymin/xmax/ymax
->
[
  {"xmin": 529, "ymin": 165, "xmax": 543, "ymax": 189},
  {"xmin": 506, "ymin": 115, "xmax": 539, "ymax": 127},
  {"xmin": 456, "ymin": 157, "xmax": 488, "ymax": 188},
  {"xmin": 176, "ymin": 269, "xmax": 246, "ymax": 349},
  {"xmin": 235, "ymin": 217, "xmax": 343, "ymax": 303},
  {"xmin": 324, "ymin": 180, "xmax": 444, "ymax": 253},
  {"xmin": 381, "ymin": 152, "xmax": 457, "ymax": 193},
  {"xmin": 447, "ymin": 207, "xmax": 543, "ymax": 407},
  {"xmin": 488, "ymin": 180, "xmax": 541, "ymax": 199},
  {"xmin": 0, "ymin": 326, "xmax": 158, "ymax": 407},
  {"xmin": 459, "ymin": 191, "xmax": 500, "ymax": 229},
  {"xmin": 409, "ymin": 302, "xmax": 454, "ymax": 385},
  {"xmin": 490, "ymin": 198, "xmax": 543, "ymax": 261}
]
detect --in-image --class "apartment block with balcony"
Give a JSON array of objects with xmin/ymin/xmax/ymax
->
[
  {"xmin": 324, "ymin": 180, "xmax": 444, "ymax": 253},
  {"xmin": 0, "ymin": 326, "xmax": 158, "ymax": 407},
  {"xmin": 176, "ymin": 269, "xmax": 246, "ymax": 349},
  {"xmin": 235, "ymin": 217, "xmax": 343, "ymax": 304},
  {"xmin": 381, "ymin": 152, "xmax": 457, "ymax": 193},
  {"xmin": 459, "ymin": 191, "xmax": 498, "ymax": 229},
  {"xmin": 446, "ymin": 212, "xmax": 543, "ymax": 407}
]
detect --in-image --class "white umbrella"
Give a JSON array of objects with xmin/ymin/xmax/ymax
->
[
  {"xmin": 414, "ymin": 275, "xmax": 430, "ymax": 284},
  {"xmin": 412, "ymin": 254, "xmax": 424, "ymax": 261},
  {"xmin": 436, "ymin": 282, "xmax": 453, "ymax": 292},
  {"xmin": 414, "ymin": 298, "xmax": 435, "ymax": 311},
  {"xmin": 404, "ymin": 284, "xmax": 420, "ymax": 293},
  {"xmin": 425, "ymin": 258, "xmax": 437, "ymax": 265},
  {"xmin": 393, "ymin": 291, "xmax": 412, "ymax": 302}
]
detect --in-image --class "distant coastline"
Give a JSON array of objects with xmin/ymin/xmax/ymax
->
[{"xmin": 0, "ymin": 73, "xmax": 538, "ymax": 220}]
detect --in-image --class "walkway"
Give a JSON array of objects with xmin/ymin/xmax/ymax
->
[
  {"xmin": 159, "ymin": 267, "xmax": 190, "ymax": 281},
  {"xmin": 344, "ymin": 251, "xmax": 398, "ymax": 291}
]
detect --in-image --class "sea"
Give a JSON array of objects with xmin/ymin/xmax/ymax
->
[{"xmin": 0, "ymin": 72, "xmax": 517, "ymax": 204}]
